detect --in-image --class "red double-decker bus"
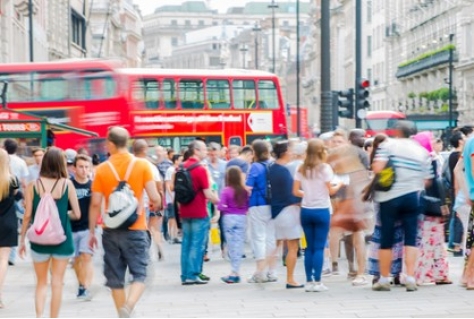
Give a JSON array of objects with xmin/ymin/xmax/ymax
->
[
  {"xmin": 120, "ymin": 68, "xmax": 288, "ymax": 150},
  {"xmin": 364, "ymin": 111, "xmax": 407, "ymax": 137},
  {"xmin": 0, "ymin": 60, "xmax": 288, "ymax": 154}
]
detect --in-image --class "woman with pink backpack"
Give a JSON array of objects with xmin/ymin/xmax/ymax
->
[{"xmin": 18, "ymin": 147, "xmax": 81, "ymax": 318}]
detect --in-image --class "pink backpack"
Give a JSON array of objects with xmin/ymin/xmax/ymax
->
[{"xmin": 27, "ymin": 179, "xmax": 66, "ymax": 245}]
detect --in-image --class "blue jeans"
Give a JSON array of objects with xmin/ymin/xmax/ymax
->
[
  {"xmin": 180, "ymin": 217, "xmax": 209, "ymax": 282},
  {"xmin": 222, "ymin": 214, "xmax": 247, "ymax": 274},
  {"xmin": 301, "ymin": 207, "xmax": 330, "ymax": 282}
]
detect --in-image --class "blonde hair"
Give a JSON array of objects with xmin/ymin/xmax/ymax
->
[
  {"xmin": 298, "ymin": 138, "xmax": 327, "ymax": 178},
  {"xmin": 0, "ymin": 149, "xmax": 12, "ymax": 201}
]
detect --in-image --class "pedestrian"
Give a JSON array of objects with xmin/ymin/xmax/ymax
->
[
  {"xmin": 88, "ymin": 127, "xmax": 161, "ymax": 317},
  {"xmin": 165, "ymin": 154, "xmax": 183, "ymax": 244},
  {"xmin": 27, "ymin": 148, "xmax": 44, "ymax": 183},
  {"xmin": 133, "ymin": 139, "xmax": 165, "ymax": 261},
  {"xmin": 365, "ymin": 134, "xmax": 404, "ymax": 286},
  {"xmin": 412, "ymin": 131, "xmax": 452, "ymax": 285},
  {"xmin": 219, "ymin": 166, "xmax": 249, "ymax": 284},
  {"xmin": 179, "ymin": 140, "xmax": 219, "ymax": 285},
  {"xmin": 460, "ymin": 126, "xmax": 474, "ymax": 289},
  {"xmin": 206, "ymin": 142, "xmax": 228, "ymax": 257},
  {"xmin": 4, "ymin": 139, "xmax": 29, "ymax": 266},
  {"xmin": 18, "ymin": 147, "xmax": 81, "ymax": 317},
  {"xmin": 0, "ymin": 149, "xmax": 20, "ymax": 308},
  {"xmin": 293, "ymin": 139, "xmax": 343, "ymax": 292},
  {"xmin": 246, "ymin": 139, "xmax": 278, "ymax": 283},
  {"xmin": 268, "ymin": 140, "xmax": 303, "ymax": 289},
  {"xmin": 371, "ymin": 121, "xmax": 432, "ymax": 292},
  {"xmin": 70, "ymin": 154, "xmax": 94, "ymax": 300}
]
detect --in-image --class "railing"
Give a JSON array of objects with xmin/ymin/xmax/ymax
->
[{"xmin": 396, "ymin": 50, "xmax": 457, "ymax": 78}]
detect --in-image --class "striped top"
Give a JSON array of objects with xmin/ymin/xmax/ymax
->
[{"xmin": 373, "ymin": 138, "xmax": 432, "ymax": 203}]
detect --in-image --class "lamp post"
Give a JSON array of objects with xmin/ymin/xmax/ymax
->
[
  {"xmin": 448, "ymin": 33, "xmax": 455, "ymax": 130},
  {"xmin": 240, "ymin": 45, "xmax": 248, "ymax": 69},
  {"xmin": 296, "ymin": 0, "xmax": 301, "ymax": 137},
  {"xmin": 268, "ymin": 0, "xmax": 279, "ymax": 73},
  {"xmin": 28, "ymin": 0, "xmax": 34, "ymax": 62},
  {"xmin": 252, "ymin": 22, "xmax": 262, "ymax": 69}
]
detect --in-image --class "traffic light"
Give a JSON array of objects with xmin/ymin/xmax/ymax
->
[
  {"xmin": 338, "ymin": 88, "xmax": 354, "ymax": 119},
  {"xmin": 356, "ymin": 78, "xmax": 370, "ymax": 110}
]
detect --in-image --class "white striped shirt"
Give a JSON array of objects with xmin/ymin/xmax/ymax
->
[{"xmin": 374, "ymin": 138, "xmax": 432, "ymax": 202}]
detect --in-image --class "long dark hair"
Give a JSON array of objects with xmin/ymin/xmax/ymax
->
[
  {"xmin": 226, "ymin": 166, "xmax": 247, "ymax": 207},
  {"xmin": 40, "ymin": 147, "xmax": 68, "ymax": 179},
  {"xmin": 369, "ymin": 134, "xmax": 388, "ymax": 165}
]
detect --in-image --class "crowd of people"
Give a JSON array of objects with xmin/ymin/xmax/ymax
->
[{"xmin": 0, "ymin": 121, "xmax": 473, "ymax": 317}]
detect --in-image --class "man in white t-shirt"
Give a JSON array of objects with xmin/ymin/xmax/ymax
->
[
  {"xmin": 165, "ymin": 154, "xmax": 183, "ymax": 244},
  {"xmin": 133, "ymin": 140, "xmax": 164, "ymax": 260},
  {"xmin": 4, "ymin": 139, "xmax": 29, "ymax": 266},
  {"xmin": 4, "ymin": 139, "xmax": 29, "ymax": 188}
]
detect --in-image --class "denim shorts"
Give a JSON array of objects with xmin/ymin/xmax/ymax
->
[
  {"xmin": 30, "ymin": 250, "xmax": 74, "ymax": 263},
  {"xmin": 102, "ymin": 229, "xmax": 150, "ymax": 289},
  {"xmin": 165, "ymin": 203, "xmax": 176, "ymax": 219},
  {"xmin": 72, "ymin": 229, "xmax": 93, "ymax": 257}
]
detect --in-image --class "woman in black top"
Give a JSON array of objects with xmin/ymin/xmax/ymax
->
[{"xmin": 0, "ymin": 149, "xmax": 19, "ymax": 308}]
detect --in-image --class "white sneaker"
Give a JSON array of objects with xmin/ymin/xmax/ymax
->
[
  {"xmin": 305, "ymin": 283, "xmax": 314, "ymax": 292},
  {"xmin": 352, "ymin": 275, "xmax": 368, "ymax": 286},
  {"xmin": 321, "ymin": 269, "xmax": 332, "ymax": 277},
  {"xmin": 266, "ymin": 273, "xmax": 278, "ymax": 282},
  {"xmin": 312, "ymin": 283, "xmax": 329, "ymax": 292}
]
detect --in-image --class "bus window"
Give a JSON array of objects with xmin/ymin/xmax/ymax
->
[
  {"xmin": 233, "ymin": 80, "xmax": 256, "ymax": 109},
  {"xmin": 81, "ymin": 72, "xmax": 117, "ymax": 100},
  {"xmin": 1, "ymin": 73, "xmax": 31, "ymax": 102},
  {"xmin": 1, "ymin": 72, "xmax": 68, "ymax": 102},
  {"xmin": 163, "ymin": 79, "xmax": 177, "ymax": 109},
  {"xmin": 206, "ymin": 80, "xmax": 230, "ymax": 109},
  {"xmin": 143, "ymin": 79, "xmax": 159, "ymax": 109},
  {"xmin": 37, "ymin": 76, "xmax": 68, "ymax": 101},
  {"xmin": 258, "ymin": 80, "xmax": 278, "ymax": 109},
  {"xmin": 229, "ymin": 136, "xmax": 242, "ymax": 146},
  {"xmin": 179, "ymin": 79, "xmax": 204, "ymax": 109}
]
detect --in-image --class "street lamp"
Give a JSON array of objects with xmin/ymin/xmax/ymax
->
[
  {"xmin": 448, "ymin": 33, "xmax": 455, "ymax": 130},
  {"xmin": 252, "ymin": 22, "xmax": 262, "ymax": 69},
  {"xmin": 268, "ymin": 0, "xmax": 279, "ymax": 73},
  {"xmin": 240, "ymin": 44, "xmax": 248, "ymax": 69},
  {"xmin": 296, "ymin": 0, "xmax": 301, "ymax": 137}
]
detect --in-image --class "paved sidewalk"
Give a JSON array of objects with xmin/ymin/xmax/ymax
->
[{"xmin": 1, "ymin": 241, "xmax": 473, "ymax": 318}]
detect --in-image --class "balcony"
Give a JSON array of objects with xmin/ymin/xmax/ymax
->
[{"xmin": 396, "ymin": 47, "xmax": 457, "ymax": 79}]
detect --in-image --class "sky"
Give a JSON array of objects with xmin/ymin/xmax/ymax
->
[{"xmin": 133, "ymin": 0, "xmax": 254, "ymax": 15}]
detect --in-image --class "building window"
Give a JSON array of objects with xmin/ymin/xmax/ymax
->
[
  {"xmin": 367, "ymin": 68, "xmax": 372, "ymax": 83},
  {"xmin": 367, "ymin": 1, "xmax": 372, "ymax": 23},
  {"xmin": 185, "ymin": 20, "xmax": 191, "ymax": 26},
  {"xmin": 212, "ymin": 21, "xmax": 218, "ymax": 26},
  {"xmin": 171, "ymin": 20, "xmax": 177, "ymax": 26},
  {"xmin": 71, "ymin": 10, "xmax": 86, "ymax": 49},
  {"xmin": 171, "ymin": 37, "xmax": 178, "ymax": 47},
  {"xmin": 367, "ymin": 35, "xmax": 372, "ymax": 57},
  {"xmin": 198, "ymin": 20, "xmax": 205, "ymax": 26},
  {"xmin": 283, "ymin": 20, "xmax": 289, "ymax": 28}
]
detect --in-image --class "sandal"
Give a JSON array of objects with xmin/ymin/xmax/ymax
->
[
  {"xmin": 435, "ymin": 280, "xmax": 453, "ymax": 285},
  {"xmin": 0, "ymin": 299, "xmax": 4, "ymax": 309}
]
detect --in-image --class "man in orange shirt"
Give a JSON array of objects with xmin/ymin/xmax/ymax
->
[{"xmin": 88, "ymin": 127, "xmax": 161, "ymax": 317}]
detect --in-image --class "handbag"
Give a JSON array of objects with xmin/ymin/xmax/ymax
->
[
  {"xmin": 373, "ymin": 157, "xmax": 396, "ymax": 192},
  {"xmin": 421, "ymin": 193, "xmax": 442, "ymax": 217},
  {"xmin": 421, "ymin": 177, "xmax": 446, "ymax": 217}
]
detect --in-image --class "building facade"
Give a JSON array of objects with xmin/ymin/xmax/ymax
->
[
  {"xmin": 0, "ymin": 0, "xmax": 92, "ymax": 63},
  {"xmin": 89, "ymin": 0, "xmax": 143, "ymax": 67}
]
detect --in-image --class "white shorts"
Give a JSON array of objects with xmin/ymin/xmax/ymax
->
[{"xmin": 274, "ymin": 205, "xmax": 302, "ymax": 241}]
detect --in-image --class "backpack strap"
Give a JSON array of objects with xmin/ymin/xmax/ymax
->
[
  {"xmin": 50, "ymin": 179, "xmax": 61, "ymax": 193},
  {"xmin": 124, "ymin": 158, "xmax": 137, "ymax": 181},
  {"xmin": 106, "ymin": 158, "xmax": 137, "ymax": 182}
]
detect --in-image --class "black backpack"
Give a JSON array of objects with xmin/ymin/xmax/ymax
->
[
  {"xmin": 174, "ymin": 162, "xmax": 201, "ymax": 205},
  {"xmin": 259, "ymin": 162, "xmax": 272, "ymax": 204}
]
